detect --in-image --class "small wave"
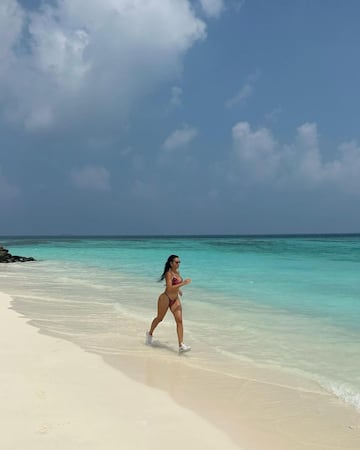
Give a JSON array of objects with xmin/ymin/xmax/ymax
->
[
  {"xmin": 325, "ymin": 382, "xmax": 360, "ymax": 412},
  {"xmin": 211, "ymin": 346, "xmax": 360, "ymax": 408}
]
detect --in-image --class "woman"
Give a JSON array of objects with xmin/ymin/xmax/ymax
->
[{"xmin": 146, "ymin": 254, "xmax": 191, "ymax": 353}]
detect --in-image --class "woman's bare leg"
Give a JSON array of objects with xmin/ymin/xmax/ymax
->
[
  {"xmin": 170, "ymin": 300, "xmax": 183, "ymax": 345},
  {"xmin": 149, "ymin": 294, "xmax": 169, "ymax": 336}
]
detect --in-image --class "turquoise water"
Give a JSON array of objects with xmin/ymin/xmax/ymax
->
[{"xmin": 1, "ymin": 235, "xmax": 360, "ymax": 411}]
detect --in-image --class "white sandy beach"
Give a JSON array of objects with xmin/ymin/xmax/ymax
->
[
  {"xmin": 0, "ymin": 291, "xmax": 240, "ymax": 450},
  {"xmin": 1, "ymin": 288, "xmax": 360, "ymax": 450}
]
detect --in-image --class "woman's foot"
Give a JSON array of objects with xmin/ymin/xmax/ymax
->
[
  {"xmin": 179, "ymin": 342, "xmax": 191, "ymax": 353},
  {"xmin": 145, "ymin": 331, "xmax": 153, "ymax": 345}
]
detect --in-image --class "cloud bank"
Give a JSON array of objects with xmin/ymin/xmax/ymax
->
[
  {"xmin": 0, "ymin": 0, "xmax": 206, "ymax": 132},
  {"xmin": 231, "ymin": 121, "xmax": 360, "ymax": 193}
]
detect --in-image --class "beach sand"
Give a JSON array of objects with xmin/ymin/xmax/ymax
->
[
  {"xmin": 0, "ymin": 291, "xmax": 240, "ymax": 450},
  {"xmin": 1, "ymin": 289, "xmax": 360, "ymax": 450}
]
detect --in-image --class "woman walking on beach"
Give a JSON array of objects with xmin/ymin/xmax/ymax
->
[{"xmin": 146, "ymin": 255, "xmax": 191, "ymax": 353}]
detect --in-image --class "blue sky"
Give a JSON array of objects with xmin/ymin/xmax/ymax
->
[{"xmin": 1, "ymin": 0, "xmax": 360, "ymax": 235}]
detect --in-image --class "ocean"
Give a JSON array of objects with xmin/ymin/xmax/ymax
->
[{"xmin": 1, "ymin": 235, "xmax": 360, "ymax": 412}]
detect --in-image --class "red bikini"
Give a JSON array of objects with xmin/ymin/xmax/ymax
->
[{"xmin": 165, "ymin": 276, "xmax": 182, "ymax": 307}]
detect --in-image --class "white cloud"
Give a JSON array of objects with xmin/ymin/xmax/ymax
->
[
  {"xmin": 70, "ymin": 165, "xmax": 111, "ymax": 191},
  {"xmin": 293, "ymin": 123, "xmax": 323, "ymax": 184},
  {"xmin": 198, "ymin": 0, "xmax": 225, "ymax": 18},
  {"xmin": 0, "ymin": 0, "xmax": 207, "ymax": 132},
  {"xmin": 231, "ymin": 121, "xmax": 360, "ymax": 193},
  {"xmin": 321, "ymin": 141, "xmax": 360, "ymax": 191},
  {"xmin": 232, "ymin": 122, "xmax": 279, "ymax": 181},
  {"xmin": 226, "ymin": 70, "xmax": 260, "ymax": 108},
  {"xmin": 0, "ymin": 0, "xmax": 24, "ymax": 63},
  {"xmin": 29, "ymin": 12, "xmax": 91, "ymax": 89},
  {"xmin": 162, "ymin": 125, "xmax": 198, "ymax": 151},
  {"xmin": 226, "ymin": 83, "xmax": 253, "ymax": 108}
]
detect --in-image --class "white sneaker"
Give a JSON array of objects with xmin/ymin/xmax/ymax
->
[
  {"xmin": 145, "ymin": 331, "xmax": 153, "ymax": 345},
  {"xmin": 179, "ymin": 343, "xmax": 191, "ymax": 353}
]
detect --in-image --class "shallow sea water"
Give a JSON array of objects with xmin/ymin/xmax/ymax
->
[{"xmin": 1, "ymin": 235, "xmax": 360, "ymax": 412}]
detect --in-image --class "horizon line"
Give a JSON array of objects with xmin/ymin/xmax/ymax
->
[{"xmin": 1, "ymin": 232, "xmax": 360, "ymax": 239}]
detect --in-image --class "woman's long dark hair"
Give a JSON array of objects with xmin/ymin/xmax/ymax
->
[{"xmin": 159, "ymin": 254, "xmax": 178, "ymax": 282}]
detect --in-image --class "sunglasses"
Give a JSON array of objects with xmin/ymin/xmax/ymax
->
[{"xmin": 174, "ymin": 260, "xmax": 181, "ymax": 264}]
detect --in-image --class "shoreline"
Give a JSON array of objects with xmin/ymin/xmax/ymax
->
[
  {"xmin": 0, "ymin": 290, "xmax": 241, "ymax": 450},
  {"xmin": 103, "ymin": 351, "xmax": 360, "ymax": 450},
  {"xmin": 2, "ymin": 288, "xmax": 360, "ymax": 449}
]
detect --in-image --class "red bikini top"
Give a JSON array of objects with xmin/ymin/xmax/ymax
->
[{"xmin": 172, "ymin": 277, "xmax": 182, "ymax": 286}]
